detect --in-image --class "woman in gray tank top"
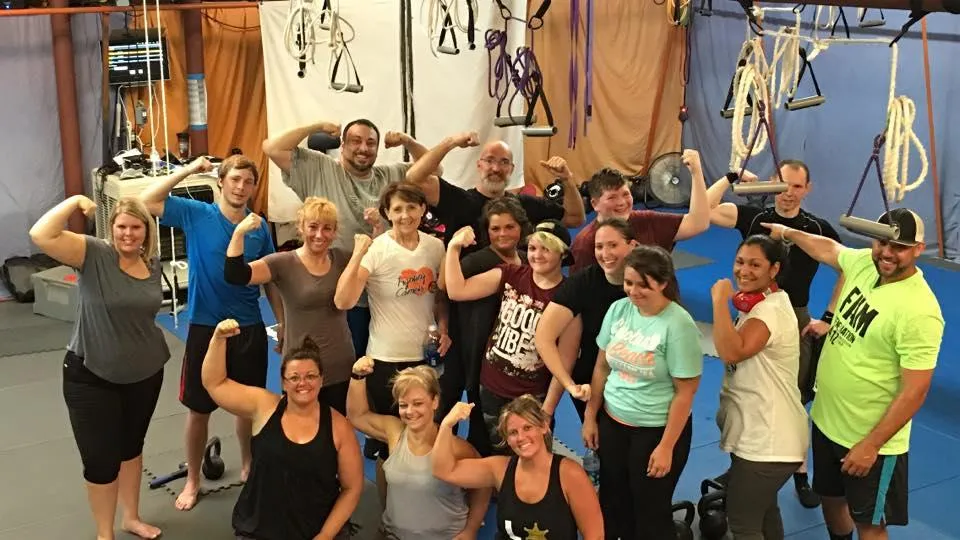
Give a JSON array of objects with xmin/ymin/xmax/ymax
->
[
  {"xmin": 29, "ymin": 195, "xmax": 170, "ymax": 540},
  {"xmin": 346, "ymin": 358, "xmax": 491, "ymax": 539}
]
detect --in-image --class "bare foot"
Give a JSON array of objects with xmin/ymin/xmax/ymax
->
[
  {"xmin": 174, "ymin": 481, "xmax": 199, "ymax": 511},
  {"xmin": 122, "ymin": 519, "xmax": 162, "ymax": 539}
]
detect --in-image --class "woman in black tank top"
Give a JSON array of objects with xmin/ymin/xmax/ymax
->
[
  {"xmin": 201, "ymin": 319, "xmax": 365, "ymax": 540},
  {"xmin": 432, "ymin": 394, "xmax": 604, "ymax": 539}
]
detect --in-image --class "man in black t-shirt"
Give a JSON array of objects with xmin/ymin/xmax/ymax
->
[
  {"xmin": 707, "ymin": 159, "xmax": 845, "ymax": 509},
  {"xmin": 404, "ymin": 131, "xmax": 585, "ymax": 251}
]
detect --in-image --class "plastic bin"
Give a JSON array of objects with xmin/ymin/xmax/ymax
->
[{"xmin": 31, "ymin": 265, "xmax": 79, "ymax": 322}]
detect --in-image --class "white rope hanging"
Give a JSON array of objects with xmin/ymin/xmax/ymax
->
[
  {"xmin": 729, "ymin": 37, "xmax": 772, "ymax": 170},
  {"xmin": 767, "ymin": 10, "xmax": 802, "ymax": 110},
  {"xmin": 882, "ymin": 43, "xmax": 928, "ymax": 202},
  {"xmin": 423, "ymin": 0, "xmax": 476, "ymax": 57},
  {"xmin": 283, "ymin": 0, "xmax": 357, "ymax": 91}
]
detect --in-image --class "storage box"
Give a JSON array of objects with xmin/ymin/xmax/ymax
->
[{"xmin": 31, "ymin": 265, "xmax": 79, "ymax": 322}]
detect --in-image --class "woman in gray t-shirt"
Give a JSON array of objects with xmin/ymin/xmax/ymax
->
[
  {"xmin": 224, "ymin": 196, "xmax": 356, "ymax": 414},
  {"xmin": 29, "ymin": 195, "xmax": 170, "ymax": 540}
]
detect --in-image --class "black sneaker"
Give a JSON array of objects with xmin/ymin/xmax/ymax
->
[{"xmin": 796, "ymin": 481, "xmax": 821, "ymax": 508}]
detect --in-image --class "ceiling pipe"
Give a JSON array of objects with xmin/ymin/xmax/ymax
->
[
  {"xmin": 742, "ymin": 0, "xmax": 956, "ymax": 11},
  {"xmin": 0, "ymin": 1, "xmax": 264, "ymax": 17}
]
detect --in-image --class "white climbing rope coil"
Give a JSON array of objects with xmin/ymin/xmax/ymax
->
[
  {"xmin": 283, "ymin": 0, "xmax": 358, "ymax": 91},
  {"xmin": 728, "ymin": 38, "xmax": 771, "ymax": 170},
  {"xmin": 882, "ymin": 43, "xmax": 928, "ymax": 202}
]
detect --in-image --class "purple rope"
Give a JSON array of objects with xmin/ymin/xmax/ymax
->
[
  {"xmin": 568, "ymin": 0, "xmax": 580, "ymax": 148},
  {"xmin": 485, "ymin": 29, "xmax": 514, "ymax": 113},
  {"xmin": 512, "ymin": 46, "xmax": 540, "ymax": 101},
  {"xmin": 583, "ymin": 0, "xmax": 594, "ymax": 134}
]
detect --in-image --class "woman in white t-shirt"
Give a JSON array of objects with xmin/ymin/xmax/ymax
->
[
  {"xmin": 334, "ymin": 182, "xmax": 448, "ymax": 474},
  {"xmin": 711, "ymin": 234, "xmax": 809, "ymax": 540}
]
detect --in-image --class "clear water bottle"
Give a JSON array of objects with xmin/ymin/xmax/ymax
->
[
  {"xmin": 423, "ymin": 324, "xmax": 443, "ymax": 376},
  {"xmin": 583, "ymin": 449, "xmax": 600, "ymax": 489}
]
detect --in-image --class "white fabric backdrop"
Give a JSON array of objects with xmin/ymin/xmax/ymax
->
[
  {"xmin": 0, "ymin": 15, "xmax": 104, "ymax": 268},
  {"xmin": 260, "ymin": 0, "xmax": 529, "ymax": 223}
]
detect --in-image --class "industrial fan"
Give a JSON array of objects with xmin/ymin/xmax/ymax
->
[{"xmin": 639, "ymin": 152, "xmax": 693, "ymax": 208}]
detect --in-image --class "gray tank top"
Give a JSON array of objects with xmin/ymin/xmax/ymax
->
[
  {"xmin": 381, "ymin": 428, "xmax": 469, "ymax": 539},
  {"xmin": 67, "ymin": 236, "xmax": 170, "ymax": 384}
]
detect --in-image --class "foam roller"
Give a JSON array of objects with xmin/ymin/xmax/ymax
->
[
  {"xmin": 330, "ymin": 82, "xmax": 363, "ymax": 93},
  {"xmin": 839, "ymin": 214, "xmax": 899, "ymax": 240},
  {"xmin": 522, "ymin": 126, "xmax": 557, "ymax": 137},
  {"xmin": 732, "ymin": 181, "xmax": 788, "ymax": 195},
  {"xmin": 493, "ymin": 115, "xmax": 536, "ymax": 127},
  {"xmin": 785, "ymin": 96, "xmax": 826, "ymax": 111}
]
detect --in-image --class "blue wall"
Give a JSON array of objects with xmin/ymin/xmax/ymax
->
[{"xmin": 681, "ymin": 7, "xmax": 960, "ymax": 259}]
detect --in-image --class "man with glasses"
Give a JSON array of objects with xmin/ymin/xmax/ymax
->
[{"xmin": 404, "ymin": 131, "xmax": 585, "ymax": 250}]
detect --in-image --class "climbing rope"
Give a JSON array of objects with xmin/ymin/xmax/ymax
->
[
  {"xmin": 729, "ymin": 38, "xmax": 771, "ymax": 170},
  {"xmin": 766, "ymin": 10, "xmax": 801, "ymax": 109},
  {"xmin": 882, "ymin": 43, "xmax": 928, "ymax": 202}
]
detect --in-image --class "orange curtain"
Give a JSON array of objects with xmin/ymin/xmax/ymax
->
[
  {"xmin": 523, "ymin": 0, "xmax": 688, "ymax": 191},
  {"xmin": 124, "ymin": 7, "xmax": 270, "ymax": 214}
]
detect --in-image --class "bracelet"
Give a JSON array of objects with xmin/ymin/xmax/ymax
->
[
  {"xmin": 350, "ymin": 373, "xmax": 366, "ymax": 381},
  {"xmin": 821, "ymin": 311, "xmax": 834, "ymax": 324}
]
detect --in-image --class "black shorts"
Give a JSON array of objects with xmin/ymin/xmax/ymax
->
[
  {"xmin": 180, "ymin": 323, "xmax": 268, "ymax": 414},
  {"xmin": 366, "ymin": 358, "xmax": 425, "ymax": 459},
  {"xmin": 812, "ymin": 422, "xmax": 909, "ymax": 526}
]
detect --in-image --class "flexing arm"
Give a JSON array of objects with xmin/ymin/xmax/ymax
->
[
  {"xmin": 345, "ymin": 357, "xmax": 403, "ymax": 445},
  {"xmin": 452, "ymin": 439, "xmax": 493, "ymax": 538},
  {"xmin": 539, "ymin": 156, "xmax": 585, "ymax": 228},
  {"xmin": 711, "ymin": 279, "xmax": 771, "ymax": 365},
  {"xmin": 333, "ymin": 235, "xmax": 373, "ymax": 310},
  {"xmin": 317, "ymin": 412, "xmax": 364, "ymax": 540},
  {"xmin": 139, "ymin": 157, "xmax": 212, "ymax": 217},
  {"xmin": 224, "ymin": 213, "xmax": 274, "ymax": 286},
  {"xmin": 29, "ymin": 195, "xmax": 96, "ymax": 269},
  {"xmin": 706, "ymin": 170, "xmax": 758, "ymax": 228},
  {"xmin": 384, "ymin": 131, "xmax": 434, "ymax": 164},
  {"xmin": 674, "ymin": 150, "xmax": 710, "ymax": 240},
  {"xmin": 444, "ymin": 227, "xmax": 503, "ymax": 301},
  {"xmin": 201, "ymin": 320, "xmax": 277, "ymax": 426},
  {"xmin": 433, "ymin": 403, "xmax": 504, "ymax": 490},
  {"xmin": 763, "ymin": 223, "xmax": 845, "ymax": 270},
  {"xmin": 405, "ymin": 132, "xmax": 479, "ymax": 206},
  {"xmin": 262, "ymin": 121, "xmax": 341, "ymax": 173}
]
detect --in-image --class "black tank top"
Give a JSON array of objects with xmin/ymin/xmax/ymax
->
[
  {"xmin": 496, "ymin": 454, "xmax": 578, "ymax": 540},
  {"xmin": 232, "ymin": 395, "xmax": 341, "ymax": 540}
]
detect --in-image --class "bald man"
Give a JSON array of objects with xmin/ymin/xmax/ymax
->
[{"xmin": 405, "ymin": 132, "xmax": 585, "ymax": 249}]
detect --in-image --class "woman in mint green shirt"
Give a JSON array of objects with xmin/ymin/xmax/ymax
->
[{"xmin": 581, "ymin": 244, "xmax": 703, "ymax": 540}]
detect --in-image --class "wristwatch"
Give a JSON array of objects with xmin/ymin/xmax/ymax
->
[{"xmin": 350, "ymin": 372, "xmax": 366, "ymax": 381}]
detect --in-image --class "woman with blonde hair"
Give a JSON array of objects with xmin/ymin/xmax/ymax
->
[
  {"xmin": 29, "ymin": 195, "xmax": 169, "ymax": 540},
  {"xmin": 444, "ymin": 219, "xmax": 581, "ymax": 451},
  {"xmin": 433, "ymin": 395, "xmax": 604, "ymax": 539},
  {"xmin": 346, "ymin": 358, "xmax": 490, "ymax": 539},
  {"xmin": 224, "ymin": 196, "xmax": 359, "ymax": 413}
]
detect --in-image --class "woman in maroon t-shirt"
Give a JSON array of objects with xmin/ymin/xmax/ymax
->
[{"xmin": 444, "ymin": 219, "xmax": 582, "ymax": 454}]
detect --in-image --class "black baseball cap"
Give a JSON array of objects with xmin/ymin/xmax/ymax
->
[
  {"xmin": 533, "ymin": 219, "xmax": 575, "ymax": 266},
  {"xmin": 877, "ymin": 208, "xmax": 925, "ymax": 246}
]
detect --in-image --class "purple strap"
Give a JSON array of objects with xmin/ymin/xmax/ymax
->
[
  {"xmin": 568, "ymin": 0, "xmax": 580, "ymax": 148},
  {"xmin": 485, "ymin": 29, "xmax": 514, "ymax": 115},
  {"xmin": 583, "ymin": 0, "xmax": 594, "ymax": 134},
  {"xmin": 513, "ymin": 47, "xmax": 539, "ymax": 101}
]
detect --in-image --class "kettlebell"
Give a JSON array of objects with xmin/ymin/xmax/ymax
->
[
  {"xmin": 698, "ymin": 478, "xmax": 728, "ymax": 540},
  {"xmin": 671, "ymin": 500, "xmax": 695, "ymax": 540},
  {"xmin": 201, "ymin": 436, "xmax": 225, "ymax": 480}
]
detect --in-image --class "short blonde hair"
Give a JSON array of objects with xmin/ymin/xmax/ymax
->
[
  {"xmin": 390, "ymin": 365, "xmax": 441, "ymax": 403},
  {"xmin": 297, "ymin": 197, "xmax": 339, "ymax": 236},
  {"xmin": 496, "ymin": 394, "xmax": 553, "ymax": 452},
  {"xmin": 527, "ymin": 230, "xmax": 568, "ymax": 257},
  {"xmin": 111, "ymin": 197, "xmax": 158, "ymax": 264}
]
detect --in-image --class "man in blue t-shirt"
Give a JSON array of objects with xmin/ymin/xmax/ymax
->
[{"xmin": 141, "ymin": 155, "xmax": 278, "ymax": 511}]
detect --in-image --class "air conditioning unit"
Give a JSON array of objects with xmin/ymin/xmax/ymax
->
[{"xmin": 90, "ymin": 169, "xmax": 220, "ymax": 294}]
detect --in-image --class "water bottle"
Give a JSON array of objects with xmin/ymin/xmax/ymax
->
[
  {"xmin": 583, "ymin": 449, "xmax": 600, "ymax": 489},
  {"xmin": 423, "ymin": 324, "xmax": 443, "ymax": 376}
]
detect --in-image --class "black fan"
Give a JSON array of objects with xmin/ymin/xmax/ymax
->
[{"xmin": 644, "ymin": 152, "xmax": 692, "ymax": 208}]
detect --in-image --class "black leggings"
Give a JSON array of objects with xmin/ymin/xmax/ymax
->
[
  {"xmin": 597, "ymin": 409, "xmax": 693, "ymax": 540},
  {"xmin": 62, "ymin": 351, "xmax": 164, "ymax": 484}
]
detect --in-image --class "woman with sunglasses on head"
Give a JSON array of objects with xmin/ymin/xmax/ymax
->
[
  {"xmin": 202, "ymin": 319, "xmax": 364, "ymax": 540},
  {"xmin": 346, "ymin": 357, "xmax": 490, "ymax": 539},
  {"xmin": 434, "ymin": 396, "xmax": 604, "ymax": 540},
  {"xmin": 536, "ymin": 217, "xmax": 638, "ymax": 422},
  {"xmin": 225, "ymin": 197, "xmax": 362, "ymax": 415},
  {"xmin": 444, "ymin": 220, "xmax": 581, "ymax": 452},
  {"xmin": 710, "ymin": 234, "xmax": 809, "ymax": 540},
  {"xmin": 581, "ymin": 245, "xmax": 703, "ymax": 540}
]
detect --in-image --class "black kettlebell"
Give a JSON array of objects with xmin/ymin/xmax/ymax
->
[
  {"xmin": 698, "ymin": 478, "xmax": 728, "ymax": 540},
  {"xmin": 201, "ymin": 436, "xmax": 225, "ymax": 481},
  {"xmin": 671, "ymin": 500, "xmax": 695, "ymax": 540}
]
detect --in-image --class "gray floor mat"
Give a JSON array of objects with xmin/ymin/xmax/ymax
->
[
  {"xmin": 673, "ymin": 249, "xmax": 713, "ymax": 269},
  {"xmin": 0, "ymin": 320, "xmax": 74, "ymax": 357}
]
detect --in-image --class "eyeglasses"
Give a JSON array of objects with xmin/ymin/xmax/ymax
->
[
  {"xmin": 284, "ymin": 373, "xmax": 321, "ymax": 384},
  {"xmin": 481, "ymin": 157, "xmax": 512, "ymax": 168}
]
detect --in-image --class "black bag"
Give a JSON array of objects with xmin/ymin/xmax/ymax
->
[{"xmin": 0, "ymin": 254, "xmax": 59, "ymax": 303}]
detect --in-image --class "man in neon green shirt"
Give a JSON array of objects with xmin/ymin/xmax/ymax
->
[{"xmin": 761, "ymin": 208, "xmax": 943, "ymax": 540}]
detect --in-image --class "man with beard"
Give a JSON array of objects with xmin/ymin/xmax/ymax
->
[
  {"xmin": 404, "ymin": 131, "xmax": 585, "ymax": 252},
  {"xmin": 707, "ymin": 160, "xmax": 844, "ymax": 507},
  {"xmin": 761, "ymin": 209, "xmax": 942, "ymax": 540},
  {"xmin": 140, "ymin": 155, "xmax": 281, "ymax": 511}
]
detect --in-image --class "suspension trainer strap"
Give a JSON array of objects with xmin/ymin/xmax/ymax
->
[
  {"xmin": 794, "ymin": 47, "xmax": 822, "ymax": 98},
  {"xmin": 437, "ymin": 2, "xmax": 460, "ymax": 54},
  {"xmin": 486, "ymin": 29, "xmax": 514, "ymax": 118},
  {"xmin": 528, "ymin": 0, "xmax": 553, "ymax": 29},
  {"xmin": 736, "ymin": 100, "xmax": 783, "ymax": 182},
  {"xmin": 399, "ymin": 0, "xmax": 415, "ymax": 158},
  {"xmin": 515, "ymin": 47, "xmax": 554, "ymax": 128},
  {"xmin": 568, "ymin": 0, "xmax": 580, "ymax": 147},
  {"xmin": 467, "ymin": 0, "xmax": 476, "ymax": 49},
  {"xmin": 846, "ymin": 134, "xmax": 892, "ymax": 217},
  {"xmin": 583, "ymin": 0, "xmax": 594, "ymax": 134}
]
